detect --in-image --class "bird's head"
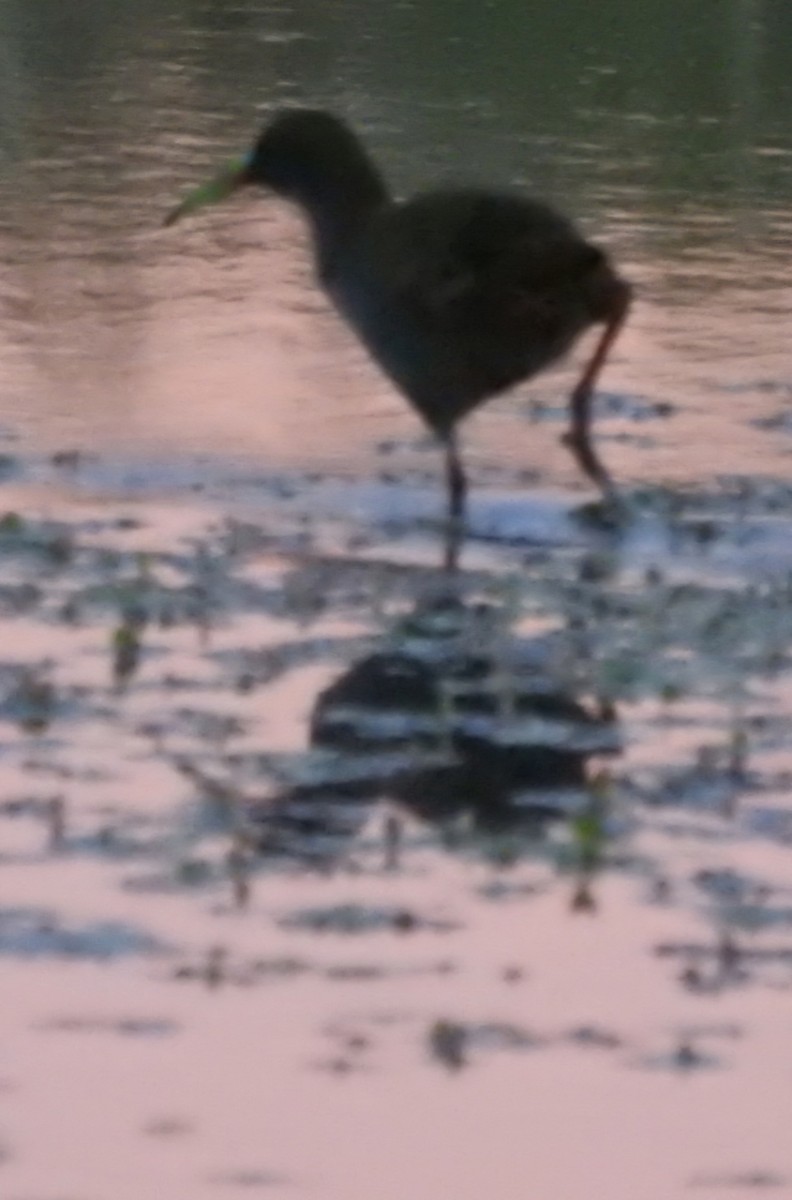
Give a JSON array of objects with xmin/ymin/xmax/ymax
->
[{"xmin": 164, "ymin": 110, "xmax": 385, "ymax": 227}]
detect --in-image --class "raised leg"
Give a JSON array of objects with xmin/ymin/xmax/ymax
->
[
  {"xmin": 562, "ymin": 283, "xmax": 632, "ymax": 500},
  {"xmin": 443, "ymin": 430, "xmax": 467, "ymax": 572}
]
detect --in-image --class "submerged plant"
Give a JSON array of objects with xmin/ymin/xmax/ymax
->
[{"xmin": 112, "ymin": 619, "xmax": 142, "ymax": 686}]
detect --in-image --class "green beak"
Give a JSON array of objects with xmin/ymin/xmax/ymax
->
[{"xmin": 164, "ymin": 157, "xmax": 251, "ymax": 227}]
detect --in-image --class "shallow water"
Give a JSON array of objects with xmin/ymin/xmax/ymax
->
[
  {"xmin": 2, "ymin": 471, "xmax": 792, "ymax": 1199},
  {"xmin": 2, "ymin": 4, "xmax": 792, "ymax": 1199}
]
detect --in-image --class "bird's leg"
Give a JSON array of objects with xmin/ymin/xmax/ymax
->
[
  {"xmin": 563, "ymin": 286, "xmax": 631, "ymax": 501},
  {"xmin": 443, "ymin": 431, "xmax": 467, "ymax": 572}
]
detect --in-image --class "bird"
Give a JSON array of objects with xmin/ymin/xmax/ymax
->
[{"xmin": 165, "ymin": 109, "xmax": 632, "ymax": 568}]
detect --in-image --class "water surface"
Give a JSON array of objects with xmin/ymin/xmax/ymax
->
[
  {"xmin": 0, "ymin": 0, "xmax": 790, "ymax": 492},
  {"xmin": 2, "ymin": 6, "xmax": 792, "ymax": 1199}
]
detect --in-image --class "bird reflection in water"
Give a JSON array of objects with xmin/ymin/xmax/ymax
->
[{"xmin": 251, "ymin": 594, "xmax": 621, "ymax": 886}]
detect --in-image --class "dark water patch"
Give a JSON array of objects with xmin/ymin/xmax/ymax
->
[
  {"xmin": 688, "ymin": 1170, "xmax": 789, "ymax": 1190},
  {"xmin": 476, "ymin": 877, "xmax": 547, "ymax": 902},
  {"xmin": 123, "ymin": 857, "xmax": 224, "ymax": 896},
  {"xmin": 0, "ymin": 907, "xmax": 170, "ymax": 959},
  {"xmin": 0, "ymin": 803, "xmax": 171, "ymax": 867},
  {"xmin": 207, "ymin": 1169, "xmax": 287, "ymax": 1189},
  {"xmin": 656, "ymin": 934, "xmax": 792, "ymax": 994},
  {"xmin": 634, "ymin": 1041, "xmax": 726, "ymax": 1073},
  {"xmin": 565, "ymin": 1024, "xmax": 624, "ymax": 1050},
  {"xmin": 171, "ymin": 950, "xmax": 311, "ymax": 988},
  {"xmin": 278, "ymin": 902, "xmax": 459, "ymax": 936},
  {"xmin": 168, "ymin": 947, "xmax": 455, "ymax": 989},
  {"xmin": 37, "ymin": 1014, "xmax": 179, "ymax": 1037},
  {"xmin": 142, "ymin": 1115, "xmax": 194, "ymax": 1138},
  {"xmin": 324, "ymin": 958, "xmax": 456, "ymax": 982}
]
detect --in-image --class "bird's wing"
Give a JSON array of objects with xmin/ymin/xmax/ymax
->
[{"xmin": 376, "ymin": 192, "xmax": 600, "ymax": 336}]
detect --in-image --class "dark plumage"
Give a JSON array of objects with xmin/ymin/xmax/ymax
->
[{"xmin": 167, "ymin": 110, "xmax": 632, "ymax": 566}]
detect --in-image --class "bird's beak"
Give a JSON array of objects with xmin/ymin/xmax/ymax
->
[{"xmin": 164, "ymin": 157, "xmax": 252, "ymax": 227}]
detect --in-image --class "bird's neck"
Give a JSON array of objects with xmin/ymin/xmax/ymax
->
[{"xmin": 286, "ymin": 159, "xmax": 389, "ymax": 272}]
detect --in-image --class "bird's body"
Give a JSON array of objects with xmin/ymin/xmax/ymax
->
[
  {"xmin": 166, "ymin": 110, "xmax": 632, "ymax": 566},
  {"xmin": 326, "ymin": 188, "xmax": 615, "ymax": 438}
]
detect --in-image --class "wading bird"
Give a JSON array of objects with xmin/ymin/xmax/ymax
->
[{"xmin": 166, "ymin": 110, "xmax": 631, "ymax": 567}]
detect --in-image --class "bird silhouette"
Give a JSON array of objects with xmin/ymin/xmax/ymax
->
[{"xmin": 166, "ymin": 109, "xmax": 632, "ymax": 567}]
